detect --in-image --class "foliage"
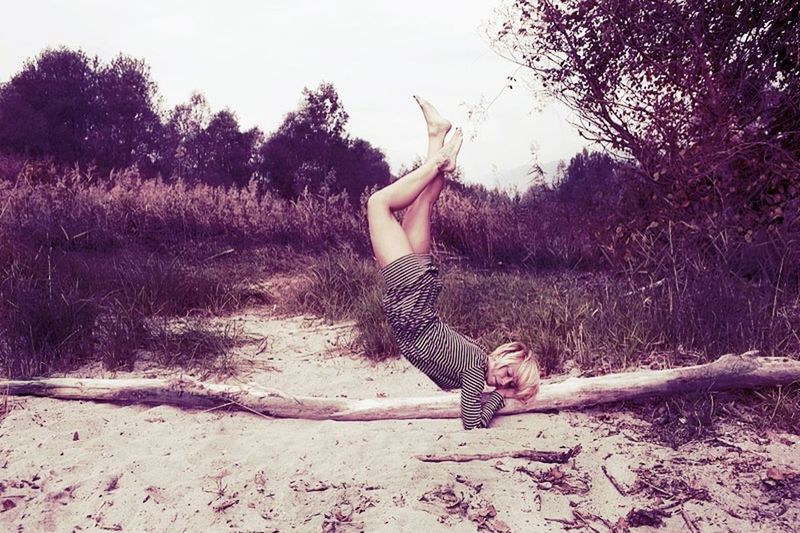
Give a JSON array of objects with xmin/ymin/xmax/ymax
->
[
  {"xmin": 258, "ymin": 82, "xmax": 392, "ymax": 199},
  {"xmin": 165, "ymin": 93, "xmax": 263, "ymax": 187},
  {"xmin": 554, "ymin": 149, "xmax": 620, "ymax": 212},
  {"xmin": 0, "ymin": 49, "xmax": 391, "ymax": 196},
  {"xmin": 493, "ymin": 0, "xmax": 800, "ymax": 283},
  {"xmin": 0, "ymin": 48, "xmax": 162, "ymax": 175},
  {"xmin": 88, "ymin": 55, "xmax": 164, "ymax": 175}
]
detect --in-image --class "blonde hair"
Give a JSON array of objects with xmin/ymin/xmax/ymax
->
[{"xmin": 489, "ymin": 341, "xmax": 540, "ymax": 402}]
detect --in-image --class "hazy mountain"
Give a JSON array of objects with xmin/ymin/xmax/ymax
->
[{"xmin": 488, "ymin": 158, "xmax": 567, "ymax": 193}]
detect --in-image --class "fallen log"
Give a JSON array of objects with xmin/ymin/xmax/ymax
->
[{"xmin": 2, "ymin": 351, "xmax": 798, "ymax": 421}]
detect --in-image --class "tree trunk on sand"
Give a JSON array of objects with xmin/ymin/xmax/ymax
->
[{"xmin": 2, "ymin": 351, "xmax": 798, "ymax": 421}]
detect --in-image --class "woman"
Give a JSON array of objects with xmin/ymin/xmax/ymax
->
[{"xmin": 366, "ymin": 96, "xmax": 540, "ymax": 430}]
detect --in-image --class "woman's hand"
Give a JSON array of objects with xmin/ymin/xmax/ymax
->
[{"xmin": 494, "ymin": 387, "xmax": 518, "ymax": 399}]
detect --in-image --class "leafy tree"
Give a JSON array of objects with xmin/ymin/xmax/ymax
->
[
  {"xmin": 555, "ymin": 149, "xmax": 618, "ymax": 211},
  {"xmin": 0, "ymin": 48, "xmax": 97, "ymax": 164},
  {"xmin": 163, "ymin": 93, "xmax": 264, "ymax": 187},
  {"xmin": 492, "ymin": 1, "xmax": 800, "ymax": 233},
  {"xmin": 88, "ymin": 55, "xmax": 163, "ymax": 174},
  {"xmin": 168, "ymin": 92, "xmax": 211, "ymax": 141},
  {"xmin": 332, "ymin": 137, "xmax": 393, "ymax": 199},
  {"xmin": 259, "ymin": 82, "xmax": 391, "ymax": 199},
  {"xmin": 189, "ymin": 110, "xmax": 262, "ymax": 187},
  {"xmin": 165, "ymin": 92, "xmax": 212, "ymax": 179},
  {"xmin": 0, "ymin": 47, "xmax": 165, "ymax": 175}
]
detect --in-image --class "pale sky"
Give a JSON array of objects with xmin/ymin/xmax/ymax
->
[{"xmin": 0, "ymin": 0, "xmax": 590, "ymax": 188}]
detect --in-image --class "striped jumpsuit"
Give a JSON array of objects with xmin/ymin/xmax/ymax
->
[{"xmin": 381, "ymin": 253, "xmax": 505, "ymax": 429}]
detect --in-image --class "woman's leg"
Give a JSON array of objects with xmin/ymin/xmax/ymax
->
[
  {"xmin": 368, "ymin": 125, "xmax": 462, "ymax": 268},
  {"xmin": 402, "ymin": 97, "xmax": 451, "ymax": 255}
]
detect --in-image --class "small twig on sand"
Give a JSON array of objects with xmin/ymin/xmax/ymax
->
[
  {"xmin": 213, "ymin": 499, "xmax": 238, "ymax": 512},
  {"xmin": 581, "ymin": 510, "xmax": 615, "ymax": 530},
  {"xmin": 93, "ymin": 500, "xmax": 108, "ymax": 520},
  {"xmin": 228, "ymin": 400, "xmax": 274, "ymax": 420},
  {"xmin": 707, "ymin": 436, "xmax": 742, "ymax": 451},
  {"xmin": 543, "ymin": 517, "xmax": 577, "ymax": 527},
  {"xmin": 639, "ymin": 478, "xmax": 675, "ymax": 499},
  {"xmin": 657, "ymin": 496, "xmax": 696, "ymax": 511},
  {"xmin": 543, "ymin": 511, "xmax": 604, "ymax": 533},
  {"xmin": 680, "ymin": 507, "xmax": 699, "ymax": 533},
  {"xmin": 302, "ymin": 323, "xmax": 356, "ymax": 332},
  {"xmin": 572, "ymin": 510, "xmax": 602, "ymax": 533},
  {"xmin": 196, "ymin": 398, "xmax": 276, "ymax": 419},
  {"xmin": 721, "ymin": 505, "xmax": 744, "ymax": 519},
  {"xmin": 198, "ymin": 401, "xmax": 236, "ymax": 414},
  {"xmin": 602, "ymin": 465, "xmax": 627, "ymax": 496},
  {"xmin": 415, "ymin": 444, "xmax": 581, "ymax": 464}
]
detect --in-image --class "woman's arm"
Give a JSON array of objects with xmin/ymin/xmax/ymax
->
[{"xmin": 460, "ymin": 365, "xmax": 505, "ymax": 430}]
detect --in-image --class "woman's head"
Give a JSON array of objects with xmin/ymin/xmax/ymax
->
[{"xmin": 486, "ymin": 341, "xmax": 540, "ymax": 402}]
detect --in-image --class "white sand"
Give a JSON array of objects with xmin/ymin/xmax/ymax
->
[{"xmin": 2, "ymin": 311, "xmax": 798, "ymax": 532}]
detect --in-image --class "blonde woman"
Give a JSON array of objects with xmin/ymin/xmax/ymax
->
[{"xmin": 366, "ymin": 96, "xmax": 540, "ymax": 429}]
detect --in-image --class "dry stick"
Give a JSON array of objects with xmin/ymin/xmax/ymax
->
[
  {"xmin": 639, "ymin": 478, "xmax": 675, "ymax": 499},
  {"xmin": 415, "ymin": 444, "xmax": 581, "ymax": 464},
  {"xmin": 601, "ymin": 464, "xmax": 627, "ymax": 496},
  {"xmin": 657, "ymin": 496, "xmax": 696, "ymax": 512},
  {"xmin": 205, "ymin": 248, "xmax": 235, "ymax": 261},
  {"xmin": 302, "ymin": 323, "xmax": 357, "ymax": 332},
  {"xmin": 543, "ymin": 517, "xmax": 576, "ymax": 527},
  {"xmin": 572, "ymin": 510, "xmax": 602, "ymax": 533},
  {"xmin": 680, "ymin": 507, "xmax": 700, "ymax": 533},
  {"xmin": 198, "ymin": 401, "xmax": 236, "ymax": 414},
  {"xmin": 93, "ymin": 500, "xmax": 108, "ymax": 521},
  {"xmin": 213, "ymin": 499, "xmax": 238, "ymax": 512},
  {"xmin": 588, "ymin": 512, "xmax": 616, "ymax": 530},
  {"xmin": 622, "ymin": 278, "xmax": 666, "ymax": 297},
  {"xmin": 228, "ymin": 400, "xmax": 275, "ymax": 421}
]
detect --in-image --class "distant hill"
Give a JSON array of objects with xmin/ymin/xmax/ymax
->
[{"xmin": 489, "ymin": 158, "xmax": 566, "ymax": 194}]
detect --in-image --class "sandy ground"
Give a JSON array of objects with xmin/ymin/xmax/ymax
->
[{"xmin": 1, "ymin": 309, "xmax": 799, "ymax": 533}]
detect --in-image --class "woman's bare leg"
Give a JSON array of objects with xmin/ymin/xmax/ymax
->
[
  {"xmin": 403, "ymin": 96, "xmax": 451, "ymax": 255},
  {"xmin": 368, "ymin": 126, "xmax": 463, "ymax": 268}
]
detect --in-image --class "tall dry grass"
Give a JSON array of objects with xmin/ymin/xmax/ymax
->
[
  {"xmin": 1, "ymin": 162, "xmax": 798, "ymax": 395},
  {"xmin": 290, "ymin": 248, "xmax": 800, "ymax": 372}
]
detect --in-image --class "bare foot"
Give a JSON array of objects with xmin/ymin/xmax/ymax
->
[
  {"xmin": 413, "ymin": 95, "xmax": 452, "ymax": 137},
  {"xmin": 436, "ymin": 128, "xmax": 463, "ymax": 172}
]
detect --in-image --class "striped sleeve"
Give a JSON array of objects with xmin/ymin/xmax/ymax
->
[{"xmin": 460, "ymin": 365, "xmax": 506, "ymax": 430}]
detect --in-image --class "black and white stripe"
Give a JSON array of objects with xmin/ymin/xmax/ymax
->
[{"xmin": 381, "ymin": 253, "xmax": 505, "ymax": 429}]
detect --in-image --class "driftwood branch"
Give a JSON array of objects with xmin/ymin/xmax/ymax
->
[
  {"xmin": 601, "ymin": 464, "xmax": 627, "ymax": 495},
  {"xmin": 414, "ymin": 444, "xmax": 581, "ymax": 464},
  {"xmin": 2, "ymin": 351, "xmax": 798, "ymax": 421}
]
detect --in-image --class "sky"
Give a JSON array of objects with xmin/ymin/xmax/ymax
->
[{"xmin": 0, "ymin": 0, "xmax": 591, "ymax": 189}]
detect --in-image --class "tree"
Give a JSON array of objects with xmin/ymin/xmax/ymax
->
[
  {"xmin": 165, "ymin": 92, "xmax": 212, "ymax": 179},
  {"xmin": 0, "ymin": 48, "xmax": 97, "ymax": 164},
  {"xmin": 555, "ymin": 149, "xmax": 618, "ymax": 211},
  {"xmin": 190, "ymin": 110, "xmax": 262, "ymax": 188},
  {"xmin": 89, "ymin": 55, "xmax": 164, "ymax": 174},
  {"xmin": 332, "ymin": 138, "xmax": 393, "ymax": 199},
  {"xmin": 259, "ymin": 82, "xmax": 391, "ymax": 199},
  {"xmin": 492, "ymin": 1, "xmax": 800, "ymax": 233},
  {"xmin": 163, "ymin": 93, "xmax": 263, "ymax": 187},
  {"xmin": 0, "ymin": 47, "xmax": 166, "ymax": 175}
]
